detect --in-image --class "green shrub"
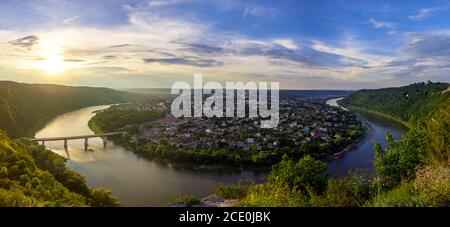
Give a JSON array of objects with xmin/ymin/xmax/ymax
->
[
  {"xmin": 240, "ymin": 182, "xmax": 306, "ymax": 207},
  {"xmin": 413, "ymin": 164, "xmax": 450, "ymax": 206},
  {"xmin": 89, "ymin": 188, "xmax": 120, "ymax": 207},
  {"xmin": 371, "ymin": 182, "xmax": 425, "ymax": 207},
  {"xmin": 269, "ymin": 155, "xmax": 327, "ymax": 194},
  {"xmin": 168, "ymin": 194, "xmax": 201, "ymax": 207},
  {"xmin": 374, "ymin": 130, "xmax": 427, "ymax": 187},
  {"xmin": 215, "ymin": 181, "xmax": 252, "ymax": 199}
]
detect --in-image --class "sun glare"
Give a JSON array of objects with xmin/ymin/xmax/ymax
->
[
  {"xmin": 38, "ymin": 40, "xmax": 66, "ymax": 75},
  {"xmin": 42, "ymin": 55, "xmax": 65, "ymax": 75}
]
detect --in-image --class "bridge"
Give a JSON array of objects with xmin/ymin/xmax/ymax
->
[{"xmin": 31, "ymin": 132, "xmax": 126, "ymax": 150}]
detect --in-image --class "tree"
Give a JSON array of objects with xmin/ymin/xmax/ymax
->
[
  {"xmin": 269, "ymin": 155, "xmax": 327, "ymax": 194},
  {"xmin": 374, "ymin": 130, "xmax": 427, "ymax": 186},
  {"xmin": 89, "ymin": 188, "xmax": 120, "ymax": 207}
]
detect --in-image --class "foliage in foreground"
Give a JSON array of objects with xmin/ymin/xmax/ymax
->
[
  {"xmin": 0, "ymin": 132, "xmax": 120, "ymax": 207},
  {"xmin": 0, "ymin": 81, "xmax": 129, "ymax": 138},
  {"xmin": 168, "ymin": 194, "xmax": 201, "ymax": 207},
  {"xmin": 219, "ymin": 83, "xmax": 450, "ymax": 207},
  {"xmin": 220, "ymin": 155, "xmax": 448, "ymax": 207}
]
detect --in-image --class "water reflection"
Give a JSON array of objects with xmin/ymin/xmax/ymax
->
[
  {"xmin": 326, "ymin": 99, "xmax": 409, "ymax": 176},
  {"xmin": 35, "ymin": 101, "xmax": 408, "ymax": 205},
  {"xmin": 35, "ymin": 105, "xmax": 266, "ymax": 206}
]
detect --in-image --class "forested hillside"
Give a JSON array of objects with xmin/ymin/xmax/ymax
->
[
  {"xmin": 0, "ymin": 132, "xmax": 119, "ymax": 206},
  {"xmin": 206, "ymin": 82, "xmax": 449, "ymax": 207},
  {"xmin": 340, "ymin": 82, "xmax": 449, "ymax": 159},
  {"xmin": 339, "ymin": 82, "xmax": 449, "ymax": 125},
  {"xmin": 0, "ymin": 81, "xmax": 129, "ymax": 138},
  {"xmin": 0, "ymin": 81, "xmax": 130, "ymax": 206}
]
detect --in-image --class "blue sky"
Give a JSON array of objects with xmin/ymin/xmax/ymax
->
[{"xmin": 0, "ymin": 0, "xmax": 449, "ymax": 89}]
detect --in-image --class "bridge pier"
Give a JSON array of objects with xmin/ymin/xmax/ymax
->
[
  {"xmin": 102, "ymin": 136, "xmax": 107, "ymax": 148},
  {"xmin": 84, "ymin": 138, "xmax": 89, "ymax": 151},
  {"xmin": 31, "ymin": 132, "xmax": 124, "ymax": 151}
]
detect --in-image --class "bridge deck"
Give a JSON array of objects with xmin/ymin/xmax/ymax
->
[{"xmin": 31, "ymin": 132, "xmax": 125, "ymax": 142}]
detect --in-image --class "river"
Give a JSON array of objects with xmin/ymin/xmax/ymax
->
[
  {"xmin": 35, "ymin": 100, "xmax": 408, "ymax": 206},
  {"xmin": 326, "ymin": 98, "xmax": 409, "ymax": 176},
  {"xmin": 35, "ymin": 105, "xmax": 266, "ymax": 207}
]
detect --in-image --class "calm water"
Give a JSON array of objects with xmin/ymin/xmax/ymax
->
[
  {"xmin": 35, "ymin": 101, "xmax": 409, "ymax": 206},
  {"xmin": 35, "ymin": 105, "xmax": 266, "ymax": 207},
  {"xmin": 326, "ymin": 98, "xmax": 409, "ymax": 176}
]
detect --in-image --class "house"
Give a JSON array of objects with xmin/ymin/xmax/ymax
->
[{"xmin": 301, "ymin": 127, "xmax": 310, "ymax": 133}]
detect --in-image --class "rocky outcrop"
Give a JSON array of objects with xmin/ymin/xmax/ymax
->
[
  {"xmin": 170, "ymin": 195, "xmax": 239, "ymax": 207},
  {"xmin": 200, "ymin": 195, "xmax": 239, "ymax": 207}
]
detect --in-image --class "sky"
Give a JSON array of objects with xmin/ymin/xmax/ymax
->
[{"xmin": 0, "ymin": 0, "xmax": 449, "ymax": 89}]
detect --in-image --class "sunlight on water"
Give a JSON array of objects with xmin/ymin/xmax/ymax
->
[
  {"xmin": 34, "ymin": 105, "xmax": 266, "ymax": 206},
  {"xmin": 326, "ymin": 98, "xmax": 408, "ymax": 176},
  {"xmin": 35, "ymin": 105, "xmax": 111, "ymax": 163}
]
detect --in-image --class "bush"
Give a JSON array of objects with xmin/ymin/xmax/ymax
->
[
  {"xmin": 374, "ymin": 130, "xmax": 427, "ymax": 187},
  {"xmin": 89, "ymin": 188, "xmax": 120, "ymax": 207},
  {"xmin": 168, "ymin": 194, "xmax": 201, "ymax": 207},
  {"xmin": 311, "ymin": 175, "xmax": 374, "ymax": 207},
  {"xmin": 371, "ymin": 164, "xmax": 449, "ymax": 207},
  {"xmin": 371, "ymin": 182, "xmax": 424, "ymax": 207},
  {"xmin": 0, "ymin": 188, "xmax": 36, "ymax": 207},
  {"xmin": 215, "ymin": 181, "xmax": 252, "ymax": 200},
  {"xmin": 240, "ymin": 183, "xmax": 306, "ymax": 207},
  {"xmin": 0, "ymin": 132, "xmax": 89, "ymax": 207},
  {"xmin": 269, "ymin": 155, "xmax": 327, "ymax": 194},
  {"xmin": 413, "ymin": 165, "xmax": 450, "ymax": 206}
]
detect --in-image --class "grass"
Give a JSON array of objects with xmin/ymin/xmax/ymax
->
[
  {"xmin": 346, "ymin": 106, "xmax": 411, "ymax": 128},
  {"xmin": 88, "ymin": 120, "xmax": 104, "ymax": 135},
  {"xmin": 168, "ymin": 194, "xmax": 201, "ymax": 207}
]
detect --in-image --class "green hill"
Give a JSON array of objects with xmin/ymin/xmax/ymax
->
[
  {"xmin": 0, "ymin": 81, "xmax": 131, "ymax": 206},
  {"xmin": 340, "ymin": 82, "xmax": 449, "ymax": 159},
  {"xmin": 0, "ymin": 81, "xmax": 129, "ymax": 138},
  {"xmin": 339, "ymin": 82, "xmax": 449, "ymax": 126},
  {"xmin": 0, "ymin": 131, "xmax": 119, "ymax": 206},
  {"xmin": 214, "ymin": 82, "xmax": 449, "ymax": 207}
]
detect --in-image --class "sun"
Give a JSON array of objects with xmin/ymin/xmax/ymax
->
[
  {"xmin": 38, "ymin": 40, "xmax": 66, "ymax": 75},
  {"xmin": 42, "ymin": 55, "xmax": 65, "ymax": 75}
]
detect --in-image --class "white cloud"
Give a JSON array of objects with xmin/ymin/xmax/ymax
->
[
  {"xmin": 242, "ymin": 6, "xmax": 278, "ymax": 20},
  {"xmin": 272, "ymin": 39, "xmax": 298, "ymax": 50},
  {"xmin": 147, "ymin": 0, "xmax": 192, "ymax": 7},
  {"xmin": 408, "ymin": 7, "xmax": 439, "ymax": 21},
  {"xmin": 310, "ymin": 39, "xmax": 391, "ymax": 67},
  {"xmin": 62, "ymin": 16, "xmax": 79, "ymax": 25},
  {"xmin": 1, "ymin": 2, "xmax": 448, "ymax": 89},
  {"xmin": 369, "ymin": 19, "xmax": 397, "ymax": 36},
  {"xmin": 369, "ymin": 19, "xmax": 395, "ymax": 29}
]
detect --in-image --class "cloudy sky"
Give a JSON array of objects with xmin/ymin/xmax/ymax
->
[{"xmin": 0, "ymin": 0, "xmax": 449, "ymax": 89}]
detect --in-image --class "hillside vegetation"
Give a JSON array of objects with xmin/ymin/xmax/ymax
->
[
  {"xmin": 0, "ymin": 132, "xmax": 119, "ymax": 206},
  {"xmin": 0, "ymin": 81, "xmax": 130, "ymax": 206},
  {"xmin": 340, "ymin": 82, "xmax": 449, "ymax": 159},
  {"xmin": 207, "ymin": 82, "xmax": 449, "ymax": 207},
  {"xmin": 0, "ymin": 81, "xmax": 129, "ymax": 138},
  {"xmin": 339, "ymin": 82, "xmax": 448, "ymax": 125}
]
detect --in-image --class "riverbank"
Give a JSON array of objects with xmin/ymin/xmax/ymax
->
[
  {"xmin": 88, "ymin": 101, "xmax": 367, "ymax": 173},
  {"xmin": 328, "ymin": 114, "xmax": 374, "ymax": 161},
  {"xmin": 37, "ymin": 105, "xmax": 267, "ymax": 206},
  {"xmin": 91, "ymin": 130, "xmax": 271, "ymax": 173},
  {"xmin": 87, "ymin": 121, "xmax": 244, "ymax": 173},
  {"xmin": 322, "ymin": 98, "xmax": 374, "ymax": 162},
  {"xmin": 342, "ymin": 106, "xmax": 411, "ymax": 129},
  {"xmin": 88, "ymin": 120, "xmax": 104, "ymax": 135}
]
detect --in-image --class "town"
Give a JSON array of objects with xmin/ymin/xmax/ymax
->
[{"xmin": 117, "ymin": 97, "xmax": 365, "ymax": 164}]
